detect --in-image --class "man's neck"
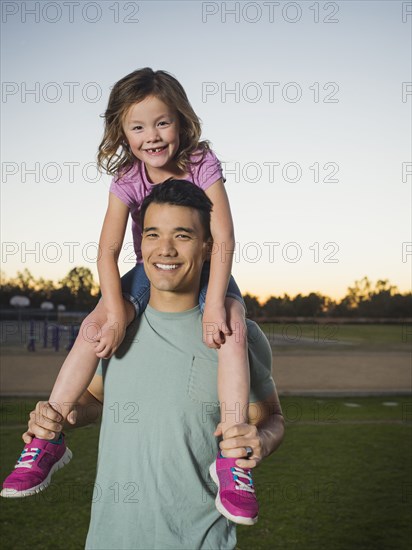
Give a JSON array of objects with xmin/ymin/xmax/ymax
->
[{"xmin": 148, "ymin": 289, "xmax": 199, "ymax": 313}]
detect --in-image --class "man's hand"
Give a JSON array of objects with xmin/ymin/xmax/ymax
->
[
  {"xmin": 214, "ymin": 423, "xmax": 262, "ymax": 469},
  {"xmin": 202, "ymin": 303, "xmax": 231, "ymax": 349},
  {"xmin": 93, "ymin": 311, "xmax": 127, "ymax": 359},
  {"xmin": 22, "ymin": 401, "xmax": 77, "ymax": 444}
]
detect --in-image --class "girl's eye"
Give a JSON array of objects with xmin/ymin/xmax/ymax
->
[
  {"xmin": 132, "ymin": 125, "xmax": 143, "ymax": 131},
  {"xmin": 158, "ymin": 120, "xmax": 170, "ymax": 127}
]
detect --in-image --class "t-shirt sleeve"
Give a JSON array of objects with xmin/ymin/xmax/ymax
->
[
  {"xmin": 193, "ymin": 149, "xmax": 225, "ymax": 190},
  {"xmin": 246, "ymin": 320, "xmax": 276, "ymax": 403},
  {"xmin": 109, "ymin": 175, "xmax": 135, "ymax": 209},
  {"xmin": 96, "ymin": 360, "xmax": 103, "ymax": 376}
]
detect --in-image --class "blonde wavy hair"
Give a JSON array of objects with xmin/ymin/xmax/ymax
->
[{"xmin": 97, "ymin": 68, "xmax": 209, "ymax": 177}]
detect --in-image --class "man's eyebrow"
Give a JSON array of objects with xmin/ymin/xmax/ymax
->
[
  {"xmin": 174, "ymin": 227, "xmax": 195, "ymax": 234},
  {"xmin": 142, "ymin": 226, "xmax": 196, "ymax": 234}
]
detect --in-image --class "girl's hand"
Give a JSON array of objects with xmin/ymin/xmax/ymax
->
[
  {"xmin": 202, "ymin": 303, "xmax": 231, "ymax": 349},
  {"xmin": 213, "ymin": 422, "xmax": 263, "ymax": 469},
  {"xmin": 93, "ymin": 310, "xmax": 127, "ymax": 359}
]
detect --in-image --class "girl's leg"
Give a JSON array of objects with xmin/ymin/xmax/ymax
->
[
  {"xmin": 2, "ymin": 265, "xmax": 145, "ymax": 498},
  {"xmin": 1, "ymin": 297, "xmax": 135, "ymax": 498},
  {"xmin": 209, "ymin": 297, "xmax": 259, "ymax": 526},
  {"xmin": 199, "ymin": 263, "xmax": 250, "ymax": 435},
  {"xmin": 48, "ymin": 298, "xmax": 135, "ymax": 424},
  {"xmin": 49, "ymin": 263, "xmax": 148, "ymax": 423},
  {"xmin": 200, "ymin": 266, "xmax": 258, "ymax": 524},
  {"xmin": 216, "ymin": 298, "xmax": 250, "ymax": 437}
]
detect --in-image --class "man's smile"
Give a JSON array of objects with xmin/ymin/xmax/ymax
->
[{"xmin": 154, "ymin": 263, "xmax": 180, "ymax": 271}]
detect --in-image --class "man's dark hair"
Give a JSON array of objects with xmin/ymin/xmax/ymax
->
[{"xmin": 140, "ymin": 180, "xmax": 213, "ymax": 240}]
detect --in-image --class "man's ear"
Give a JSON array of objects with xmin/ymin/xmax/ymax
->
[{"xmin": 203, "ymin": 238, "xmax": 214, "ymax": 262}]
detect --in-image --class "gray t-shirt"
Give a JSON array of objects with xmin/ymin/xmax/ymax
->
[{"xmin": 86, "ymin": 305, "xmax": 275, "ymax": 550}]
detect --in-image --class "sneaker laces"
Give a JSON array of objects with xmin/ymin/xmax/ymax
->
[
  {"xmin": 15, "ymin": 448, "xmax": 41, "ymax": 470},
  {"xmin": 231, "ymin": 467, "xmax": 255, "ymax": 493}
]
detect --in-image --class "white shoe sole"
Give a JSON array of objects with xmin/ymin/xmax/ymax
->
[
  {"xmin": 209, "ymin": 461, "xmax": 258, "ymax": 525},
  {"xmin": 1, "ymin": 447, "xmax": 73, "ymax": 498}
]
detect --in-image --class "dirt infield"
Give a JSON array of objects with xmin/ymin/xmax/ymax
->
[
  {"xmin": 273, "ymin": 351, "xmax": 411, "ymax": 394},
  {"xmin": 0, "ymin": 352, "xmax": 67, "ymax": 396},
  {"xmin": 0, "ymin": 349, "xmax": 410, "ymax": 396}
]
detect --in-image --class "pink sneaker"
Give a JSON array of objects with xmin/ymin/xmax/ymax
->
[
  {"xmin": 1, "ymin": 436, "xmax": 72, "ymax": 498},
  {"xmin": 209, "ymin": 454, "xmax": 259, "ymax": 525}
]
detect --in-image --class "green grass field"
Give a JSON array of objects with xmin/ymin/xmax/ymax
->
[
  {"xmin": 1, "ymin": 396, "xmax": 411, "ymax": 550},
  {"xmin": 261, "ymin": 323, "xmax": 411, "ymax": 352}
]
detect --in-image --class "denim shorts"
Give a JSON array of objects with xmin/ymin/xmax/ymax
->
[{"xmin": 121, "ymin": 262, "xmax": 245, "ymax": 317}]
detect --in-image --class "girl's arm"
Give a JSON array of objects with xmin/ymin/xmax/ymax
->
[
  {"xmin": 204, "ymin": 178, "xmax": 236, "ymax": 347},
  {"xmin": 95, "ymin": 193, "xmax": 130, "ymax": 351}
]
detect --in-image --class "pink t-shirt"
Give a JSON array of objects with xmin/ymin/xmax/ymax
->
[{"xmin": 109, "ymin": 149, "xmax": 223, "ymax": 262}]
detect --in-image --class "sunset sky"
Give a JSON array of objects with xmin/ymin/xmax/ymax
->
[{"xmin": 1, "ymin": 0, "xmax": 411, "ymax": 301}]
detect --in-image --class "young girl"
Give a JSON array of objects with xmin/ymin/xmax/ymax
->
[{"xmin": 2, "ymin": 68, "xmax": 258, "ymax": 524}]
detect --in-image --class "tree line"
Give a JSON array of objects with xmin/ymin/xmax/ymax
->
[
  {"xmin": 1, "ymin": 268, "xmax": 411, "ymax": 318},
  {"xmin": 0, "ymin": 267, "xmax": 99, "ymax": 311}
]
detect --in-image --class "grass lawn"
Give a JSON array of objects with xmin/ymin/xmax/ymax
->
[
  {"xmin": 0, "ymin": 396, "xmax": 411, "ymax": 550},
  {"xmin": 260, "ymin": 323, "xmax": 411, "ymax": 352}
]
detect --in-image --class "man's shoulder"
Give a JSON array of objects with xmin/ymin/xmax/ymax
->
[
  {"xmin": 246, "ymin": 319, "xmax": 271, "ymax": 354},
  {"xmin": 246, "ymin": 320, "xmax": 275, "ymax": 401}
]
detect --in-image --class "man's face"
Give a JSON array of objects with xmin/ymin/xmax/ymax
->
[{"xmin": 142, "ymin": 203, "xmax": 210, "ymax": 299}]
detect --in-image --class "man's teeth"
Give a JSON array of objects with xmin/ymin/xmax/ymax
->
[{"xmin": 155, "ymin": 264, "xmax": 178, "ymax": 270}]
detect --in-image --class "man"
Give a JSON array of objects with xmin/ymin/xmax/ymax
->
[{"xmin": 24, "ymin": 180, "xmax": 285, "ymax": 549}]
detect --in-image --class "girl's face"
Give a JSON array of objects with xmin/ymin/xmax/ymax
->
[{"xmin": 122, "ymin": 96, "xmax": 180, "ymax": 176}]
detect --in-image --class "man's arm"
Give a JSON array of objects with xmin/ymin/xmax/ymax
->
[
  {"xmin": 215, "ymin": 390, "xmax": 285, "ymax": 469},
  {"xmin": 67, "ymin": 377, "xmax": 104, "ymax": 429},
  {"xmin": 23, "ymin": 374, "xmax": 104, "ymax": 443},
  {"xmin": 248, "ymin": 391, "xmax": 285, "ymax": 468}
]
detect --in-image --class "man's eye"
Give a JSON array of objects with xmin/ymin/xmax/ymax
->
[
  {"xmin": 176, "ymin": 234, "xmax": 190, "ymax": 239},
  {"xmin": 146, "ymin": 233, "xmax": 158, "ymax": 238}
]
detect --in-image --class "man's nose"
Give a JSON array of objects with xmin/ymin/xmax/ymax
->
[{"xmin": 157, "ymin": 238, "xmax": 177, "ymax": 256}]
